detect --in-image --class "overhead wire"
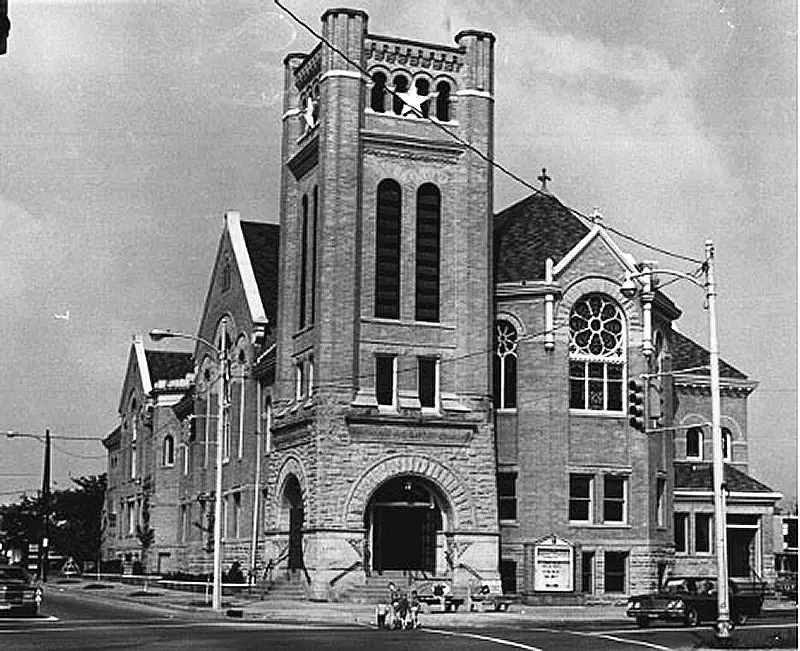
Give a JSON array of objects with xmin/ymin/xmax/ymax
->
[{"xmin": 272, "ymin": 0, "xmax": 705, "ymax": 266}]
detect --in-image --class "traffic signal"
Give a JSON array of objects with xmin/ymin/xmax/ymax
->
[
  {"xmin": 0, "ymin": 0, "xmax": 9, "ymax": 56},
  {"xmin": 628, "ymin": 379, "xmax": 645, "ymax": 432}
]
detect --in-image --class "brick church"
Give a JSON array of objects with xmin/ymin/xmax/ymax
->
[{"xmin": 102, "ymin": 8, "xmax": 781, "ymax": 602}]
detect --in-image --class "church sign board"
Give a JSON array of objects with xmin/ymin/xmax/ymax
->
[{"xmin": 533, "ymin": 534, "xmax": 574, "ymax": 592}]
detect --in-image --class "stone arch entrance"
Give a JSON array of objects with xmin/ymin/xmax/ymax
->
[
  {"xmin": 366, "ymin": 475, "xmax": 449, "ymax": 574},
  {"xmin": 280, "ymin": 474, "xmax": 304, "ymax": 570}
]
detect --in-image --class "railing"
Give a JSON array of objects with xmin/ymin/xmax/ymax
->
[{"xmin": 328, "ymin": 561, "xmax": 362, "ymax": 587}]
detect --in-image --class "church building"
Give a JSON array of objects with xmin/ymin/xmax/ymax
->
[{"xmin": 101, "ymin": 7, "xmax": 781, "ymax": 603}]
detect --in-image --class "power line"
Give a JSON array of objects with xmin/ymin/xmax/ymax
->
[{"xmin": 273, "ymin": 0, "xmax": 704, "ymax": 266}]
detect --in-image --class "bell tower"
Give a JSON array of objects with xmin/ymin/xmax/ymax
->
[{"xmin": 271, "ymin": 8, "xmax": 499, "ymax": 600}]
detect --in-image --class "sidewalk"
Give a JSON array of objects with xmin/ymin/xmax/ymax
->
[{"xmin": 50, "ymin": 577, "xmax": 797, "ymax": 629}]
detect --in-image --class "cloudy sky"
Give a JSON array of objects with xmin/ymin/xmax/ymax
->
[{"xmin": 0, "ymin": 1, "xmax": 795, "ymax": 505}]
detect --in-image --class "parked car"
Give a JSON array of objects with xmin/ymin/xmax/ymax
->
[
  {"xmin": 0, "ymin": 565, "xmax": 43, "ymax": 617},
  {"xmin": 627, "ymin": 576, "xmax": 765, "ymax": 628}
]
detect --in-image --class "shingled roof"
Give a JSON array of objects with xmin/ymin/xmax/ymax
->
[
  {"xmin": 144, "ymin": 350, "xmax": 194, "ymax": 383},
  {"xmin": 494, "ymin": 193, "xmax": 590, "ymax": 282},
  {"xmin": 672, "ymin": 330, "xmax": 748, "ymax": 380},
  {"xmin": 240, "ymin": 221, "xmax": 280, "ymax": 326},
  {"xmin": 675, "ymin": 462, "xmax": 776, "ymax": 493}
]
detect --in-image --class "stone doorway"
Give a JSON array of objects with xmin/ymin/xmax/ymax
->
[
  {"xmin": 281, "ymin": 474, "xmax": 304, "ymax": 570},
  {"xmin": 367, "ymin": 476, "xmax": 443, "ymax": 573}
]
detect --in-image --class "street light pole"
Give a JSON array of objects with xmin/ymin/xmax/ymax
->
[
  {"xmin": 621, "ymin": 239, "xmax": 731, "ymax": 640},
  {"xmin": 149, "ymin": 322, "xmax": 229, "ymax": 611},
  {"xmin": 704, "ymin": 240, "xmax": 732, "ymax": 639}
]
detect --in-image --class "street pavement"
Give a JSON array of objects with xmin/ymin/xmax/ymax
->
[{"xmin": 47, "ymin": 576, "xmax": 797, "ymax": 630}]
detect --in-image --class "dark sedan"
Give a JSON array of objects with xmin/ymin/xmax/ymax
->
[
  {"xmin": 0, "ymin": 565, "xmax": 43, "ymax": 616},
  {"xmin": 627, "ymin": 576, "xmax": 764, "ymax": 628}
]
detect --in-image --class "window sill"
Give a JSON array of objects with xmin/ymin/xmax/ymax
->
[
  {"xmin": 569, "ymin": 409, "xmax": 625, "ymax": 418},
  {"xmin": 499, "ymin": 520, "xmax": 519, "ymax": 527},
  {"xmin": 569, "ymin": 522, "xmax": 631, "ymax": 529}
]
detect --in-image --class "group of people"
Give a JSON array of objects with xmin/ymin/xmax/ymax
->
[{"xmin": 375, "ymin": 582, "xmax": 422, "ymax": 630}]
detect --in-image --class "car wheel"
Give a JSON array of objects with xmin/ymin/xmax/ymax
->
[
  {"xmin": 636, "ymin": 616, "xmax": 650, "ymax": 628},
  {"xmin": 684, "ymin": 607, "xmax": 700, "ymax": 627}
]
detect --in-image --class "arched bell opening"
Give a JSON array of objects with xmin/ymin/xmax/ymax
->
[
  {"xmin": 279, "ymin": 474, "xmax": 304, "ymax": 570},
  {"xmin": 365, "ymin": 475, "xmax": 450, "ymax": 575}
]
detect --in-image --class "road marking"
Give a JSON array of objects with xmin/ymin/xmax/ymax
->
[
  {"xmin": 533, "ymin": 627, "xmax": 671, "ymax": 651},
  {"xmin": 424, "ymin": 628, "xmax": 544, "ymax": 650}
]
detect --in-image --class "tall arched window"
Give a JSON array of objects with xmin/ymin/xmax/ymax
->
[
  {"xmin": 392, "ymin": 75, "xmax": 409, "ymax": 115},
  {"xmin": 163, "ymin": 435, "xmax": 175, "ymax": 467},
  {"xmin": 435, "ymin": 81, "xmax": 451, "ymax": 121},
  {"xmin": 686, "ymin": 426, "xmax": 703, "ymax": 460},
  {"xmin": 415, "ymin": 183, "xmax": 440, "ymax": 322},
  {"xmin": 494, "ymin": 320, "xmax": 518, "ymax": 409},
  {"xmin": 299, "ymin": 194, "xmax": 309, "ymax": 329},
  {"xmin": 415, "ymin": 78, "xmax": 431, "ymax": 118},
  {"xmin": 371, "ymin": 72, "xmax": 387, "ymax": 112},
  {"xmin": 569, "ymin": 294, "xmax": 625, "ymax": 412},
  {"xmin": 129, "ymin": 396, "xmax": 138, "ymax": 479},
  {"xmin": 375, "ymin": 179, "xmax": 401, "ymax": 319}
]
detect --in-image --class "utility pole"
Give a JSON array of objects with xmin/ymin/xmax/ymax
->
[{"xmin": 41, "ymin": 428, "xmax": 51, "ymax": 583}]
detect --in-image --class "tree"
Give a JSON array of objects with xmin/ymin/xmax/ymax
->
[
  {"xmin": 0, "ymin": 474, "xmax": 106, "ymax": 569},
  {"xmin": 135, "ymin": 477, "xmax": 154, "ymax": 575}
]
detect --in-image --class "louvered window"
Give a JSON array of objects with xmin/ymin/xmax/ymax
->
[
  {"xmin": 375, "ymin": 179, "xmax": 401, "ymax": 319},
  {"xmin": 415, "ymin": 183, "xmax": 440, "ymax": 322}
]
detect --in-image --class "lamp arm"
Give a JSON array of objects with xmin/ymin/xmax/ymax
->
[
  {"xmin": 149, "ymin": 330, "xmax": 219, "ymax": 354},
  {"xmin": 627, "ymin": 268, "xmax": 705, "ymax": 290}
]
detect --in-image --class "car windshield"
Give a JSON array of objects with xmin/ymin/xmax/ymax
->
[
  {"xmin": 663, "ymin": 578, "xmax": 716, "ymax": 595},
  {"xmin": 0, "ymin": 567, "xmax": 28, "ymax": 582}
]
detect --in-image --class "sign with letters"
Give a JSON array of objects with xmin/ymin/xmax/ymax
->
[{"xmin": 533, "ymin": 535, "xmax": 574, "ymax": 592}]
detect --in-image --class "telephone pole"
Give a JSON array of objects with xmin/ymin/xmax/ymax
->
[{"xmin": 41, "ymin": 428, "xmax": 51, "ymax": 582}]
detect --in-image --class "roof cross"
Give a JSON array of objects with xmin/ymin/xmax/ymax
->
[{"xmin": 537, "ymin": 168, "xmax": 551, "ymax": 194}]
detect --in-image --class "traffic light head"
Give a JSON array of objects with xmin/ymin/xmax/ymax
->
[{"xmin": 628, "ymin": 378, "xmax": 645, "ymax": 432}]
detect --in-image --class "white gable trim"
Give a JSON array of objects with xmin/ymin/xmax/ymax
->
[
  {"xmin": 552, "ymin": 224, "xmax": 638, "ymax": 278},
  {"xmin": 226, "ymin": 211, "xmax": 269, "ymax": 325},
  {"xmin": 133, "ymin": 336, "xmax": 153, "ymax": 395}
]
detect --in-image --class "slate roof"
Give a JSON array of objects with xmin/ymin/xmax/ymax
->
[
  {"xmin": 672, "ymin": 331, "xmax": 748, "ymax": 380},
  {"xmin": 144, "ymin": 350, "xmax": 194, "ymax": 383},
  {"xmin": 240, "ymin": 221, "xmax": 280, "ymax": 326},
  {"xmin": 494, "ymin": 193, "xmax": 590, "ymax": 282},
  {"xmin": 675, "ymin": 462, "xmax": 776, "ymax": 494}
]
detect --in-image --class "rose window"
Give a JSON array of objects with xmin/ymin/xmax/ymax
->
[{"xmin": 569, "ymin": 294, "xmax": 624, "ymax": 358}]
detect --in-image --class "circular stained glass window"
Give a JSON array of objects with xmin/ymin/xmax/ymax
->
[{"xmin": 569, "ymin": 294, "xmax": 624, "ymax": 357}]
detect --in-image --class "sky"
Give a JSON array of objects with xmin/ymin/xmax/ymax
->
[{"xmin": 0, "ymin": 1, "xmax": 796, "ymax": 506}]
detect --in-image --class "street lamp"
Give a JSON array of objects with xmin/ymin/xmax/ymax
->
[
  {"xmin": 149, "ymin": 321, "xmax": 229, "ymax": 612},
  {"xmin": 621, "ymin": 240, "xmax": 732, "ymax": 640},
  {"xmin": 5, "ymin": 429, "xmax": 51, "ymax": 582}
]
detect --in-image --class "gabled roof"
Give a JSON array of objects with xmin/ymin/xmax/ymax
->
[
  {"xmin": 675, "ymin": 462, "xmax": 776, "ymax": 494},
  {"xmin": 144, "ymin": 350, "xmax": 194, "ymax": 383},
  {"xmin": 672, "ymin": 330, "xmax": 748, "ymax": 380},
  {"xmin": 494, "ymin": 193, "xmax": 591, "ymax": 282},
  {"xmin": 240, "ymin": 220, "xmax": 280, "ymax": 327}
]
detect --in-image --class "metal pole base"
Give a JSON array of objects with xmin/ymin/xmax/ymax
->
[{"xmin": 715, "ymin": 617, "xmax": 733, "ymax": 641}]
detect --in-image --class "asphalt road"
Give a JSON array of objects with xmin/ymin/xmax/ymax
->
[{"xmin": 0, "ymin": 589, "xmax": 794, "ymax": 650}]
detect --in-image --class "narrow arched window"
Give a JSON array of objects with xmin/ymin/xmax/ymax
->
[
  {"xmin": 163, "ymin": 435, "xmax": 175, "ymax": 467},
  {"xmin": 721, "ymin": 427, "xmax": 732, "ymax": 462},
  {"xmin": 371, "ymin": 72, "xmax": 387, "ymax": 112},
  {"xmin": 415, "ymin": 183, "xmax": 440, "ymax": 322},
  {"xmin": 494, "ymin": 320, "xmax": 518, "ymax": 409},
  {"xmin": 686, "ymin": 427, "xmax": 703, "ymax": 460},
  {"xmin": 375, "ymin": 179, "xmax": 401, "ymax": 319},
  {"xmin": 311, "ymin": 186, "xmax": 318, "ymax": 325},
  {"xmin": 568, "ymin": 294, "xmax": 625, "ymax": 412},
  {"xmin": 435, "ymin": 81, "xmax": 451, "ymax": 121},
  {"xmin": 392, "ymin": 75, "xmax": 409, "ymax": 115},
  {"xmin": 415, "ymin": 78, "xmax": 431, "ymax": 118},
  {"xmin": 299, "ymin": 194, "xmax": 309, "ymax": 329}
]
